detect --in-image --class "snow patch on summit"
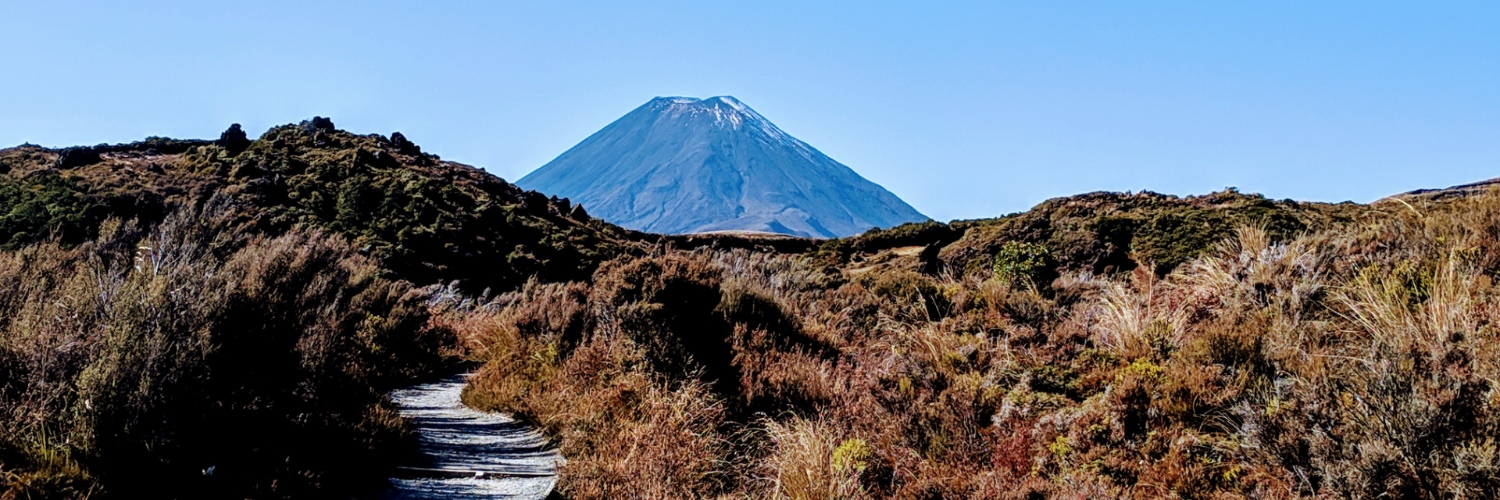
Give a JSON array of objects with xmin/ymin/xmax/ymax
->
[{"xmin": 711, "ymin": 96, "xmax": 748, "ymax": 112}]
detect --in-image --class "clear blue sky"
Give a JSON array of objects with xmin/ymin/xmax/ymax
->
[{"xmin": 3, "ymin": 1, "xmax": 1497, "ymax": 221}]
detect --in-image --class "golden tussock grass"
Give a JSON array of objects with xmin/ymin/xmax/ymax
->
[{"xmin": 459, "ymin": 191, "xmax": 1500, "ymax": 498}]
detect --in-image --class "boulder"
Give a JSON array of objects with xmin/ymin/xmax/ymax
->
[
  {"xmin": 390, "ymin": 132, "xmax": 422, "ymax": 155},
  {"xmin": 299, "ymin": 116, "xmax": 336, "ymax": 134}
]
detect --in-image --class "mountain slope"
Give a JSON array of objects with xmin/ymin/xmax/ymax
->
[{"xmin": 517, "ymin": 96, "xmax": 928, "ymax": 238}]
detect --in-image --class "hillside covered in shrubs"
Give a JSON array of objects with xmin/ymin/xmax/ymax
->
[
  {"xmin": 0, "ymin": 207, "xmax": 448, "ymax": 497},
  {"xmin": 0, "ymin": 120, "xmax": 648, "ymax": 498},
  {"xmin": 0, "ymin": 118, "xmax": 639, "ymax": 292},
  {"xmin": 5, "ymin": 120, "xmax": 1499, "ymax": 499},
  {"xmin": 457, "ymin": 188, "xmax": 1500, "ymax": 498}
]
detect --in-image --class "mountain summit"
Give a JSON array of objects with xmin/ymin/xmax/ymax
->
[{"xmin": 516, "ymin": 96, "xmax": 928, "ymax": 238}]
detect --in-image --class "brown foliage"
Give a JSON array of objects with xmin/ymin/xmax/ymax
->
[
  {"xmin": 0, "ymin": 204, "xmax": 452, "ymax": 498},
  {"xmin": 463, "ymin": 190, "xmax": 1500, "ymax": 499}
]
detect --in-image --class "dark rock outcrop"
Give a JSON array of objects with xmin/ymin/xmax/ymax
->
[
  {"xmin": 300, "ymin": 116, "xmax": 336, "ymax": 134},
  {"xmin": 390, "ymin": 132, "xmax": 421, "ymax": 155},
  {"xmin": 569, "ymin": 204, "xmax": 589, "ymax": 221},
  {"xmin": 54, "ymin": 146, "xmax": 102, "ymax": 168}
]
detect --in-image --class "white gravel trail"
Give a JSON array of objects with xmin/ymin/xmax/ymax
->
[{"xmin": 383, "ymin": 373, "xmax": 562, "ymax": 499}]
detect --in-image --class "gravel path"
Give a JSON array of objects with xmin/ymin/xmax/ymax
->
[{"xmin": 383, "ymin": 374, "xmax": 562, "ymax": 499}]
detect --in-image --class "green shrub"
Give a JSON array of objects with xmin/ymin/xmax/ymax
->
[
  {"xmin": 993, "ymin": 240, "xmax": 1054, "ymax": 287},
  {"xmin": 0, "ymin": 173, "xmax": 99, "ymax": 249}
]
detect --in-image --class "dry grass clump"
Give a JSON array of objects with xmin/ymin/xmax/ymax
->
[{"xmin": 760, "ymin": 418, "xmax": 869, "ymax": 500}]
